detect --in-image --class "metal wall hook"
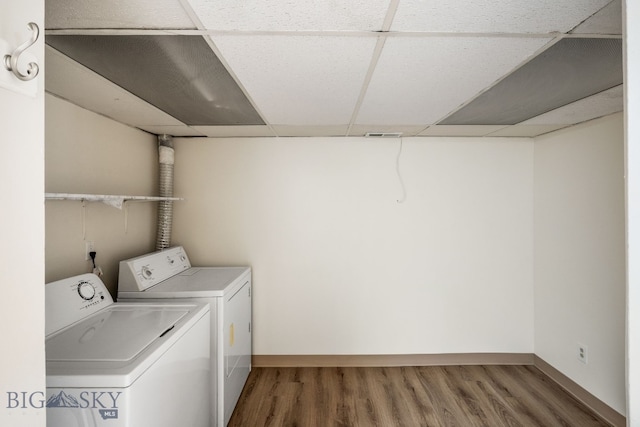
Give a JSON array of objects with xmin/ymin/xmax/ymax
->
[{"xmin": 4, "ymin": 22, "xmax": 40, "ymax": 82}]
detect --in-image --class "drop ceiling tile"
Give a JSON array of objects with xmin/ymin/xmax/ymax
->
[
  {"xmin": 418, "ymin": 125, "xmax": 508, "ymax": 137},
  {"xmin": 272, "ymin": 126, "xmax": 349, "ymax": 137},
  {"xmin": 356, "ymin": 37, "xmax": 551, "ymax": 126},
  {"xmin": 211, "ymin": 35, "xmax": 377, "ymax": 126},
  {"xmin": 137, "ymin": 125, "xmax": 205, "ymax": 137},
  {"xmin": 520, "ymin": 85, "xmax": 623, "ymax": 125},
  {"xmin": 193, "ymin": 126, "xmax": 276, "ymax": 137},
  {"xmin": 47, "ymin": 35, "xmax": 263, "ymax": 126},
  {"xmin": 348, "ymin": 125, "xmax": 425, "ymax": 137},
  {"xmin": 486, "ymin": 125, "xmax": 567, "ymax": 137},
  {"xmin": 186, "ymin": 0, "xmax": 390, "ymax": 31},
  {"xmin": 46, "ymin": 0, "xmax": 196, "ymax": 29},
  {"xmin": 571, "ymin": 0, "xmax": 622, "ymax": 34},
  {"xmin": 45, "ymin": 47, "xmax": 185, "ymax": 127},
  {"xmin": 391, "ymin": 0, "xmax": 610, "ymax": 33},
  {"xmin": 441, "ymin": 38, "xmax": 623, "ymax": 125}
]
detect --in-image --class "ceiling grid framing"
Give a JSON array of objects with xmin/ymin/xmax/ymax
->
[
  {"xmin": 43, "ymin": 0, "xmax": 624, "ymax": 138},
  {"xmin": 346, "ymin": 0, "xmax": 401, "ymax": 137}
]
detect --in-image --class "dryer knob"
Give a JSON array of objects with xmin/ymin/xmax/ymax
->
[
  {"xmin": 141, "ymin": 266, "xmax": 153, "ymax": 279},
  {"xmin": 77, "ymin": 281, "xmax": 96, "ymax": 300}
]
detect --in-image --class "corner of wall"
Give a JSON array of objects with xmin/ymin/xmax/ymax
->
[{"xmin": 532, "ymin": 113, "xmax": 626, "ymax": 414}]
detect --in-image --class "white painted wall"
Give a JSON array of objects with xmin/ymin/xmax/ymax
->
[
  {"xmin": 41, "ymin": 91, "xmax": 630, "ymax": 419},
  {"xmin": 172, "ymin": 136, "xmax": 534, "ymax": 355},
  {"xmin": 625, "ymin": 0, "xmax": 640, "ymax": 424},
  {"xmin": 533, "ymin": 113, "xmax": 626, "ymax": 414},
  {"xmin": 45, "ymin": 95, "xmax": 159, "ymax": 296},
  {"xmin": 0, "ymin": 1, "xmax": 45, "ymax": 425}
]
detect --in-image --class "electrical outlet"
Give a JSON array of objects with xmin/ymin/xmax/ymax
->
[
  {"xmin": 85, "ymin": 241, "xmax": 95, "ymax": 260},
  {"xmin": 577, "ymin": 343, "xmax": 588, "ymax": 364}
]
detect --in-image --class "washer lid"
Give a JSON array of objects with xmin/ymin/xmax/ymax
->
[
  {"xmin": 46, "ymin": 305, "xmax": 187, "ymax": 362},
  {"xmin": 46, "ymin": 302, "xmax": 209, "ymax": 389}
]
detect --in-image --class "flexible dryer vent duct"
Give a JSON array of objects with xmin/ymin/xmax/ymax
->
[{"xmin": 156, "ymin": 135, "xmax": 174, "ymax": 251}]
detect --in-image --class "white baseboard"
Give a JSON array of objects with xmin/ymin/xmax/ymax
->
[{"xmin": 253, "ymin": 353, "xmax": 534, "ymax": 367}]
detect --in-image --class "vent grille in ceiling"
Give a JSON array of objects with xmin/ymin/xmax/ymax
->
[
  {"xmin": 46, "ymin": 35, "xmax": 265, "ymax": 126},
  {"xmin": 365, "ymin": 132, "xmax": 403, "ymax": 138},
  {"xmin": 440, "ymin": 38, "xmax": 623, "ymax": 126}
]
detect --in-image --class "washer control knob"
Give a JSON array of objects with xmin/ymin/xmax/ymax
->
[
  {"xmin": 77, "ymin": 281, "xmax": 96, "ymax": 301},
  {"xmin": 141, "ymin": 266, "xmax": 153, "ymax": 280}
]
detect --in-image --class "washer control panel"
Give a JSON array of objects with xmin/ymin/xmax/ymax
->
[
  {"xmin": 45, "ymin": 273, "xmax": 113, "ymax": 336},
  {"xmin": 118, "ymin": 246, "xmax": 191, "ymax": 292}
]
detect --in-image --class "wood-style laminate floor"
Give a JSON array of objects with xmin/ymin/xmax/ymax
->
[{"xmin": 228, "ymin": 365, "xmax": 611, "ymax": 427}]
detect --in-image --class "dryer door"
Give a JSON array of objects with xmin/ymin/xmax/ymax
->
[{"xmin": 223, "ymin": 279, "xmax": 251, "ymax": 424}]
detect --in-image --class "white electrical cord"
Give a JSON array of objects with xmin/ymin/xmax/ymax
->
[
  {"xmin": 396, "ymin": 137, "xmax": 407, "ymax": 203},
  {"xmin": 81, "ymin": 200, "xmax": 86, "ymax": 239},
  {"xmin": 89, "ymin": 251, "xmax": 104, "ymax": 277}
]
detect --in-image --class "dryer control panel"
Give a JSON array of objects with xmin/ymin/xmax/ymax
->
[{"xmin": 118, "ymin": 246, "xmax": 191, "ymax": 292}]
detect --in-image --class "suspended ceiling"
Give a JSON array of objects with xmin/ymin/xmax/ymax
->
[{"xmin": 44, "ymin": 0, "xmax": 623, "ymax": 138}]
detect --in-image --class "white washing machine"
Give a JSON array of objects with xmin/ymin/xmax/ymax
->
[
  {"xmin": 117, "ymin": 246, "xmax": 251, "ymax": 427},
  {"xmin": 45, "ymin": 273, "xmax": 211, "ymax": 427}
]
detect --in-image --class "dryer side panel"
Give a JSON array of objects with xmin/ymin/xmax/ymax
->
[{"xmin": 223, "ymin": 277, "xmax": 251, "ymax": 425}]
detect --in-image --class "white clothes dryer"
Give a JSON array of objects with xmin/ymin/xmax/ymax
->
[
  {"xmin": 45, "ymin": 273, "xmax": 210, "ymax": 427},
  {"xmin": 117, "ymin": 246, "xmax": 251, "ymax": 427}
]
